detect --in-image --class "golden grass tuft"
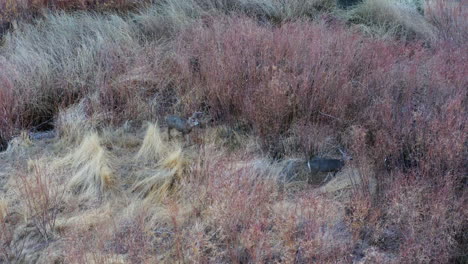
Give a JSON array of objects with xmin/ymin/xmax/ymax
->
[
  {"xmin": 55, "ymin": 203, "xmax": 114, "ymax": 234},
  {"xmin": 132, "ymin": 170, "xmax": 177, "ymax": 201},
  {"xmin": 58, "ymin": 133, "xmax": 116, "ymax": 197},
  {"xmin": 132, "ymin": 147, "xmax": 188, "ymax": 203},
  {"xmin": 135, "ymin": 122, "xmax": 168, "ymax": 164},
  {"xmin": 0, "ymin": 199, "xmax": 7, "ymax": 222},
  {"xmin": 319, "ymin": 164, "xmax": 377, "ymax": 199},
  {"xmin": 346, "ymin": 0, "xmax": 436, "ymax": 40},
  {"xmin": 160, "ymin": 147, "xmax": 187, "ymax": 175}
]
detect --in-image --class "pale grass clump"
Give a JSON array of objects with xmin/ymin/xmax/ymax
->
[
  {"xmin": 119, "ymin": 200, "xmax": 171, "ymax": 227},
  {"xmin": 59, "ymin": 197, "xmax": 191, "ymax": 262},
  {"xmin": 270, "ymin": 0, "xmax": 335, "ymax": 21},
  {"xmin": 132, "ymin": 169, "xmax": 179, "ymax": 202},
  {"xmin": 0, "ymin": 2, "xmax": 465, "ymax": 262},
  {"xmin": 55, "ymin": 98, "xmax": 103, "ymax": 146},
  {"xmin": 132, "ymin": 0, "xmax": 335, "ymax": 42},
  {"xmin": 0, "ymin": 11, "xmax": 144, "ymax": 140},
  {"xmin": 345, "ymin": 0, "xmax": 436, "ymax": 41},
  {"xmin": 160, "ymin": 147, "xmax": 188, "ymax": 176},
  {"xmin": 3, "ymin": 131, "xmax": 32, "ymax": 155},
  {"xmin": 57, "ymin": 133, "xmax": 116, "ymax": 198},
  {"xmin": 0, "ymin": 0, "xmax": 150, "ymax": 26},
  {"xmin": 199, "ymin": 125, "xmax": 256, "ymax": 153},
  {"xmin": 55, "ymin": 203, "xmax": 115, "ymax": 235},
  {"xmin": 135, "ymin": 122, "xmax": 168, "ymax": 164},
  {"xmin": 133, "ymin": 124, "xmax": 189, "ymax": 203},
  {"xmin": 133, "ymin": 146, "xmax": 188, "ymax": 203},
  {"xmin": 0, "ymin": 199, "xmax": 6, "ymax": 221},
  {"xmin": 133, "ymin": 0, "xmax": 205, "ymax": 39}
]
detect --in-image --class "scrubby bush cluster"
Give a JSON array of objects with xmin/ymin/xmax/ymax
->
[{"xmin": 0, "ymin": 0, "xmax": 466, "ymax": 263}]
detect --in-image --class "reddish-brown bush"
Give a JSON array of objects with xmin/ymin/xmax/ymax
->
[
  {"xmin": 15, "ymin": 161, "xmax": 66, "ymax": 242},
  {"xmin": 0, "ymin": 68, "xmax": 16, "ymax": 150},
  {"xmin": 167, "ymin": 18, "xmax": 466, "ymax": 261},
  {"xmin": 180, "ymin": 147, "xmax": 354, "ymax": 263},
  {"xmin": 0, "ymin": 11, "xmax": 466, "ymax": 261},
  {"xmin": 172, "ymin": 17, "xmax": 466, "ymax": 175},
  {"xmin": 426, "ymin": 0, "xmax": 468, "ymax": 45}
]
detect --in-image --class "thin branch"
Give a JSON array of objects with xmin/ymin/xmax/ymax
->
[{"xmin": 318, "ymin": 111, "xmax": 341, "ymax": 121}]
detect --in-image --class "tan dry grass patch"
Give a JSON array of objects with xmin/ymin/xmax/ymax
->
[
  {"xmin": 0, "ymin": 199, "xmax": 7, "ymax": 221},
  {"xmin": 135, "ymin": 122, "xmax": 168, "ymax": 164},
  {"xmin": 346, "ymin": 0, "xmax": 436, "ymax": 40},
  {"xmin": 55, "ymin": 133, "xmax": 116, "ymax": 198},
  {"xmin": 132, "ymin": 146, "xmax": 189, "ymax": 203}
]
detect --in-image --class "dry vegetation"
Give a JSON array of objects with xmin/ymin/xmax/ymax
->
[{"xmin": 0, "ymin": 0, "xmax": 467, "ymax": 263}]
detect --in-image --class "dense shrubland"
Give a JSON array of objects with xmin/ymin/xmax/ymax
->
[{"xmin": 0, "ymin": 0, "xmax": 466, "ymax": 263}]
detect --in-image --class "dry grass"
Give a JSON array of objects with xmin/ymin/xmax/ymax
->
[
  {"xmin": 344, "ymin": 0, "xmax": 436, "ymax": 41},
  {"xmin": 134, "ymin": 122, "xmax": 167, "ymax": 164},
  {"xmin": 132, "ymin": 147, "xmax": 188, "ymax": 203},
  {"xmin": 55, "ymin": 98, "xmax": 101, "ymax": 146},
  {"xmin": 0, "ymin": 1, "xmax": 466, "ymax": 263},
  {"xmin": 57, "ymin": 133, "xmax": 116, "ymax": 198},
  {"xmin": 0, "ymin": 199, "xmax": 6, "ymax": 221},
  {"xmin": 1, "ymin": 118, "xmax": 466, "ymax": 262},
  {"xmin": 1, "ymin": 0, "xmax": 465, "ymax": 145},
  {"xmin": 0, "ymin": 0, "xmax": 149, "ymax": 26},
  {"xmin": 15, "ymin": 159, "xmax": 65, "ymax": 242}
]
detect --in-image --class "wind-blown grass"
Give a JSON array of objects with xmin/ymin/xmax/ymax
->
[
  {"xmin": 135, "ymin": 122, "xmax": 168, "ymax": 164},
  {"xmin": 56, "ymin": 133, "xmax": 116, "ymax": 198},
  {"xmin": 0, "ymin": 1, "xmax": 466, "ymax": 262},
  {"xmin": 344, "ymin": 0, "xmax": 436, "ymax": 41}
]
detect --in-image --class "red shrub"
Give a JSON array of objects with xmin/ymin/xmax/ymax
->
[
  {"xmin": 382, "ymin": 172, "xmax": 466, "ymax": 263},
  {"xmin": 172, "ymin": 16, "xmax": 466, "ymax": 179},
  {"xmin": 15, "ymin": 161, "xmax": 66, "ymax": 243},
  {"xmin": 177, "ymin": 146, "xmax": 357, "ymax": 262},
  {"xmin": 426, "ymin": 0, "xmax": 468, "ymax": 45},
  {"xmin": 169, "ymin": 20, "xmax": 466, "ymax": 261}
]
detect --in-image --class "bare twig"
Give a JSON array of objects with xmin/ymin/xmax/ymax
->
[{"xmin": 318, "ymin": 111, "xmax": 341, "ymax": 121}]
